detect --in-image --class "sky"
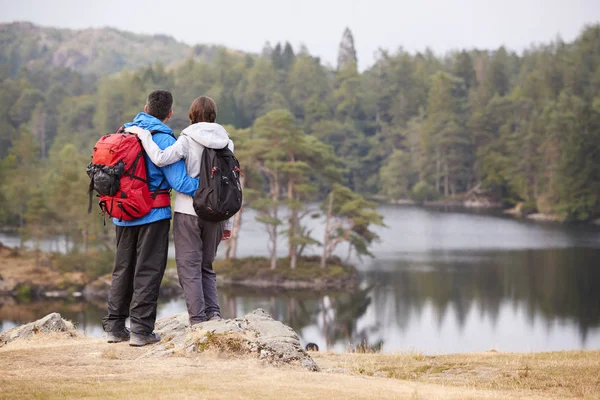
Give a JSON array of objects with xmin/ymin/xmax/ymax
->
[{"xmin": 1, "ymin": 0, "xmax": 599, "ymax": 70}]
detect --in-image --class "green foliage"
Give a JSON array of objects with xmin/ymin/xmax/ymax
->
[
  {"xmin": 322, "ymin": 184, "xmax": 385, "ymax": 261},
  {"xmin": 379, "ymin": 149, "xmax": 413, "ymax": 200},
  {"xmin": 411, "ymin": 181, "xmax": 439, "ymax": 203},
  {"xmin": 1, "ymin": 21, "xmax": 600, "ymax": 260},
  {"xmin": 16, "ymin": 284, "xmax": 32, "ymax": 302}
]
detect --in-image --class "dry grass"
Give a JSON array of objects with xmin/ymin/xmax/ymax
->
[
  {"xmin": 0, "ymin": 246, "xmax": 87, "ymax": 290},
  {"xmin": 314, "ymin": 350, "xmax": 600, "ymax": 399},
  {"xmin": 1, "ymin": 337, "xmax": 598, "ymax": 400},
  {"xmin": 191, "ymin": 331, "xmax": 249, "ymax": 355}
]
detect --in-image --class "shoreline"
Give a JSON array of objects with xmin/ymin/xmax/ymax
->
[
  {"xmin": 381, "ymin": 198, "xmax": 600, "ymax": 225},
  {"xmin": 0, "ymin": 245, "xmax": 359, "ymax": 301}
]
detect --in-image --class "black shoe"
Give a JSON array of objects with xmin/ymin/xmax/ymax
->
[
  {"xmin": 107, "ymin": 328, "xmax": 130, "ymax": 343},
  {"xmin": 129, "ymin": 332, "xmax": 161, "ymax": 347}
]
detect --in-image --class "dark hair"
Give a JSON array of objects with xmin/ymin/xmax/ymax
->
[
  {"xmin": 146, "ymin": 90, "xmax": 173, "ymax": 121},
  {"xmin": 188, "ymin": 96, "xmax": 217, "ymax": 124}
]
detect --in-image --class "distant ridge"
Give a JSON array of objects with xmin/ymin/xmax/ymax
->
[{"xmin": 0, "ymin": 21, "xmax": 242, "ymax": 76}]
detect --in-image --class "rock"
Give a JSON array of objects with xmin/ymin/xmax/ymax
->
[
  {"xmin": 0, "ymin": 277, "xmax": 18, "ymax": 295},
  {"xmin": 142, "ymin": 309, "xmax": 319, "ymax": 371},
  {"xmin": 43, "ymin": 290, "xmax": 69, "ymax": 298},
  {"xmin": 0, "ymin": 312, "xmax": 77, "ymax": 347},
  {"xmin": 527, "ymin": 213, "xmax": 561, "ymax": 222}
]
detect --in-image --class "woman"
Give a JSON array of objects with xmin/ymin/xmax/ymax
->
[{"xmin": 126, "ymin": 96, "xmax": 233, "ymax": 325}]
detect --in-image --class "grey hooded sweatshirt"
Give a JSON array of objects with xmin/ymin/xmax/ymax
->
[{"xmin": 136, "ymin": 122, "xmax": 234, "ymax": 230}]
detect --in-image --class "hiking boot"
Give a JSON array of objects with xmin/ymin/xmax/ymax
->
[
  {"xmin": 208, "ymin": 313, "xmax": 223, "ymax": 321},
  {"xmin": 129, "ymin": 332, "xmax": 161, "ymax": 347},
  {"xmin": 106, "ymin": 328, "xmax": 130, "ymax": 343}
]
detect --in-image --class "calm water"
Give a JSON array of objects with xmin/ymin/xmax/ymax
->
[{"xmin": 2, "ymin": 206, "xmax": 600, "ymax": 354}]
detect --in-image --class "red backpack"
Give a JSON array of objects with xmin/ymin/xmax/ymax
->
[{"xmin": 87, "ymin": 127, "xmax": 170, "ymax": 221}]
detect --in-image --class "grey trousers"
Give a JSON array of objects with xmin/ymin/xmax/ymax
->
[
  {"xmin": 173, "ymin": 212, "xmax": 223, "ymax": 324},
  {"xmin": 102, "ymin": 219, "xmax": 170, "ymax": 335}
]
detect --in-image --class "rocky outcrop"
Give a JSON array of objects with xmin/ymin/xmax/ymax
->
[
  {"xmin": 144, "ymin": 309, "xmax": 319, "ymax": 371},
  {"xmin": 0, "ymin": 309, "xmax": 319, "ymax": 372},
  {"xmin": 0, "ymin": 312, "xmax": 77, "ymax": 347}
]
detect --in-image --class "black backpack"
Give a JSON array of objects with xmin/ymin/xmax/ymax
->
[{"xmin": 193, "ymin": 146, "xmax": 242, "ymax": 222}]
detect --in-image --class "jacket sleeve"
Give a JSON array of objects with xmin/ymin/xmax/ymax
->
[
  {"xmin": 137, "ymin": 129, "xmax": 188, "ymax": 167},
  {"xmin": 155, "ymin": 135, "xmax": 198, "ymax": 197},
  {"xmin": 224, "ymin": 139, "xmax": 236, "ymax": 231}
]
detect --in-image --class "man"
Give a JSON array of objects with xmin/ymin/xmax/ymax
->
[{"xmin": 102, "ymin": 90, "xmax": 199, "ymax": 347}]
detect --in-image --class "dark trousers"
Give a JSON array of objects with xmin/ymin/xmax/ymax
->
[
  {"xmin": 174, "ymin": 212, "xmax": 223, "ymax": 324},
  {"xmin": 102, "ymin": 219, "xmax": 170, "ymax": 335}
]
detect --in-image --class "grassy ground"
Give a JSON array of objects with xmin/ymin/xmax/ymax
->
[
  {"xmin": 313, "ymin": 351, "xmax": 600, "ymax": 399},
  {"xmin": 1, "ymin": 335, "xmax": 598, "ymax": 400}
]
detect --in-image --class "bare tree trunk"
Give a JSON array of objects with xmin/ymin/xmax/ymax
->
[
  {"xmin": 270, "ymin": 174, "xmax": 279, "ymax": 270},
  {"xmin": 39, "ymin": 111, "xmax": 46, "ymax": 159},
  {"xmin": 444, "ymin": 160, "xmax": 449, "ymax": 197},
  {"xmin": 288, "ymin": 178, "xmax": 297, "ymax": 270},
  {"xmin": 321, "ymin": 191, "xmax": 334, "ymax": 268},
  {"xmin": 225, "ymin": 175, "xmax": 245, "ymax": 259},
  {"xmin": 435, "ymin": 147, "xmax": 441, "ymax": 193}
]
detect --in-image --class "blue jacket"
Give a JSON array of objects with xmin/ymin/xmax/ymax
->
[{"xmin": 113, "ymin": 112, "xmax": 199, "ymax": 227}]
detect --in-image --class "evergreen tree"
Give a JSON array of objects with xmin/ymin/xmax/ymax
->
[{"xmin": 337, "ymin": 27, "xmax": 358, "ymax": 71}]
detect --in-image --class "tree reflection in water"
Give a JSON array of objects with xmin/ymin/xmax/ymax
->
[{"xmin": 2, "ymin": 247, "xmax": 599, "ymax": 353}]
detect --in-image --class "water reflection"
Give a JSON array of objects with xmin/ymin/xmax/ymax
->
[
  {"xmin": 2, "ymin": 206, "xmax": 600, "ymax": 353},
  {"xmin": 366, "ymin": 248, "xmax": 600, "ymax": 345},
  {"xmin": 3, "ymin": 247, "xmax": 599, "ymax": 354}
]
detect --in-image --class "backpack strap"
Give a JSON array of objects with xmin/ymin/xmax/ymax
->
[{"xmin": 87, "ymin": 175, "xmax": 95, "ymax": 214}]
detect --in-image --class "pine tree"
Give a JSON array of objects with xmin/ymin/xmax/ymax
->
[{"xmin": 337, "ymin": 27, "xmax": 358, "ymax": 71}]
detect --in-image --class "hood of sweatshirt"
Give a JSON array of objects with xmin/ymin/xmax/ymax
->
[
  {"xmin": 181, "ymin": 122, "xmax": 230, "ymax": 149},
  {"xmin": 124, "ymin": 112, "xmax": 174, "ymax": 137}
]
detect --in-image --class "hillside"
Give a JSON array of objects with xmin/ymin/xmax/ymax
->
[{"xmin": 0, "ymin": 21, "xmax": 229, "ymax": 75}]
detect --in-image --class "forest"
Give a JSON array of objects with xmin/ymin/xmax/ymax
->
[{"xmin": 0, "ymin": 23, "xmax": 599, "ymax": 262}]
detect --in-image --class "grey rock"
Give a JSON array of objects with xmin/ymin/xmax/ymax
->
[
  {"xmin": 0, "ymin": 312, "xmax": 77, "ymax": 347},
  {"xmin": 0, "ymin": 277, "xmax": 17, "ymax": 295},
  {"xmin": 141, "ymin": 309, "xmax": 319, "ymax": 371}
]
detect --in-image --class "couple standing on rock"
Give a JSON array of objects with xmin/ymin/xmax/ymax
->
[{"xmin": 100, "ymin": 90, "xmax": 235, "ymax": 347}]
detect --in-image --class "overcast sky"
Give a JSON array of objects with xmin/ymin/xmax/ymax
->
[{"xmin": 1, "ymin": 0, "xmax": 599, "ymax": 69}]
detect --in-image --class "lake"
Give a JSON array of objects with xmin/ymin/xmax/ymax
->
[{"xmin": 2, "ymin": 205, "xmax": 600, "ymax": 354}]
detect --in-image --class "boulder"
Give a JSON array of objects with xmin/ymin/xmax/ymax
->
[
  {"xmin": 0, "ymin": 312, "xmax": 77, "ymax": 347},
  {"xmin": 143, "ymin": 309, "xmax": 319, "ymax": 371}
]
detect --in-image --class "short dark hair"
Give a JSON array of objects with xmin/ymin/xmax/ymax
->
[
  {"xmin": 188, "ymin": 96, "xmax": 217, "ymax": 124},
  {"xmin": 146, "ymin": 90, "xmax": 173, "ymax": 120}
]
